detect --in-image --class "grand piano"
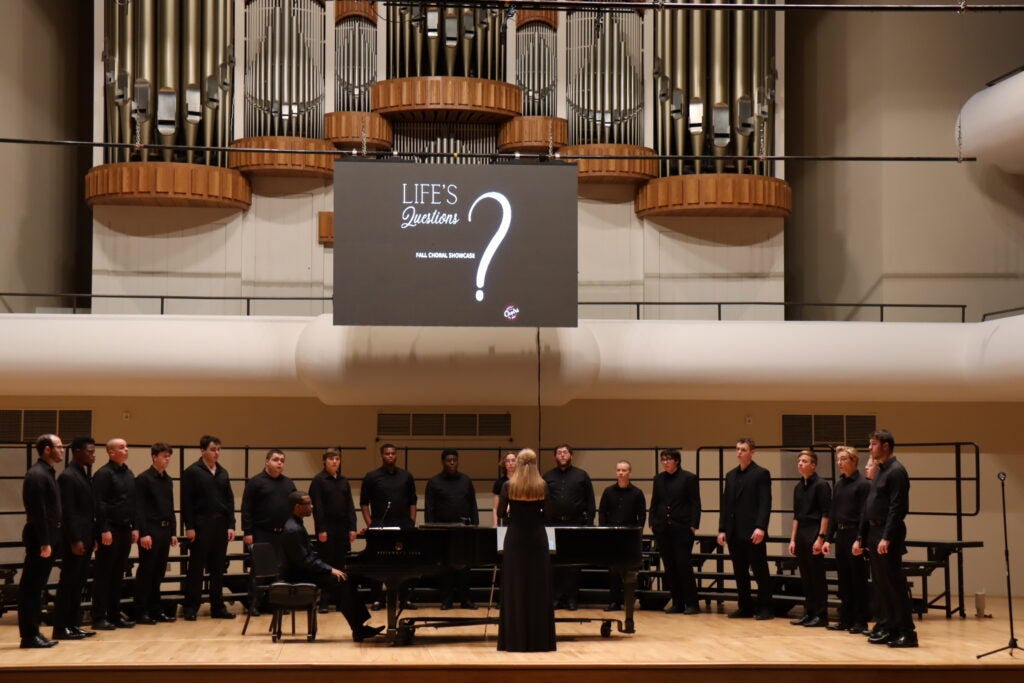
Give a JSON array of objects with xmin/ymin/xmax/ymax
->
[{"xmin": 347, "ymin": 525, "xmax": 643, "ymax": 645}]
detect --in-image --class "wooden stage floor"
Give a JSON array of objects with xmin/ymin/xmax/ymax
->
[{"xmin": 3, "ymin": 599, "xmax": 1023, "ymax": 683}]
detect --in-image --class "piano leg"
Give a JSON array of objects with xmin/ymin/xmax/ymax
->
[
  {"xmin": 622, "ymin": 569, "xmax": 638, "ymax": 634},
  {"xmin": 384, "ymin": 579, "xmax": 403, "ymax": 643}
]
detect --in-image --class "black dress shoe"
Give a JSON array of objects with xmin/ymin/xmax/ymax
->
[
  {"xmin": 20, "ymin": 634, "xmax": 58, "ymax": 649},
  {"xmin": 888, "ymin": 632, "xmax": 919, "ymax": 648},
  {"xmin": 566, "ymin": 600, "xmax": 579, "ymax": 611},
  {"xmin": 135, "ymin": 614, "xmax": 158, "ymax": 625},
  {"xmin": 664, "ymin": 605, "xmax": 685, "ymax": 614},
  {"xmin": 605, "ymin": 602, "xmax": 622, "ymax": 612},
  {"xmin": 803, "ymin": 617, "xmax": 827, "ymax": 628},
  {"xmin": 370, "ymin": 601, "xmax": 384, "ymax": 611},
  {"xmin": 683, "ymin": 605, "xmax": 701, "ymax": 615},
  {"xmin": 183, "ymin": 611, "xmax": 198, "ymax": 621},
  {"xmin": 71, "ymin": 626, "xmax": 97, "ymax": 637},
  {"xmin": 848, "ymin": 623, "xmax": 868, "ymax": 634},
  {"xmin": 352, "ymin": 624, "xmax": 385, "ymax": 643},
  {"xmin": 401, "ymin": 601, "xmax": 418, "ymax": 610},
  {"xmin": 790, "ymin": 614, "xmax": 812, "ymax": 626},
  {"xmin": 440, "ymin": 600, "xmax": 453, "ymax": 611},
  {"xmin": 728, "ymin": 609, "xmax": 754, "ymax": 619},
  {"xmin": 210, "ymin": 609, "xmax": 236, "ymax": 619},
  {"xmin": 755, "ymin": 611, "xmax": 775, "ymax": 621},
  {"xmin": 868, "ymin": 630, "xmax": 893, "ymax": 644},
  {"xmin": 111, "ymin": 617, "xmax": 135, "ymax": 628},
  {"xmin": 826, "ymin": 622, "xmax": 851, "ymax": 631},
  {"xmin": 460, "ymin": 600, "xmax": 477, "ymax": 610},
  {"xmin": 52, "ymin": 627, "xmax": 86, "ymax": 641},
  {"xmin": 91, "ymin": 619, "xmax": 117, "ymax": 631},
  {"xmin": 154, "ymin": 612, "xmax": 176, "ymax": 623}
]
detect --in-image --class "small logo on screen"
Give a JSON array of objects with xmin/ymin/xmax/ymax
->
[{"xmin": 503, "ymin": 304, "xmax": 520, "ymax": 321}]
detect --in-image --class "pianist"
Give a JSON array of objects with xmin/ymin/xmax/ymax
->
[{"xmin": 280, "ymin": 491, "xmax": 384, "ymax": 643}]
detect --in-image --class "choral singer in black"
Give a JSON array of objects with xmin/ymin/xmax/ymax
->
[
  {"xmin": 788, "ymin": 450, "xmax": 831, "ymax": 628},
  {"xmin": 649, "ymin": 449, "xmax": 701, "ymax": 615},
  {"xmin": 598, "ymin": 459, "xmax": 647, "ymax": 612},
  {"xmin": 18, "ymin": 434, "xmax": 65, "ymax": 649}
]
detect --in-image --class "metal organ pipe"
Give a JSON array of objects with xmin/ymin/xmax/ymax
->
[
  {"xmin": 182, "ymin": 0, "xmax": 201, "ymax": 164},
  {"xmin": 134, "ymin": 0, "xmax": 156, "ymax": 162},
  {"xmin": 336, "ymin": 15, "xmax": 377, "ymax": 113},
  {"xmin": 710, "ymin": 0, "xmax": 730, "ymax": 173},
  {"xmin": 243, "ymin": 0, "xmax": 324, "ymax": 139},
  {"xmin": 652, "ymin": 4, "xmax": 777, "ymax": 178},
  {"xmin": 733, "ymin": 0, "xmax": 753, "ymax": 174},
  {"xmin": 566, "ymin": 9, "xmax": 642, "ymax": 146},
  {"xmin": 99, "ymin": 0, "xmax": 236, "ymax": 166}
]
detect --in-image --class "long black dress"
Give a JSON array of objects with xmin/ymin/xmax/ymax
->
[{"xmin": 497, "ymin": 498, "xmax": 556, "ymax": 652}]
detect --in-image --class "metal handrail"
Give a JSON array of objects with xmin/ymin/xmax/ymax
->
[
  {"xmin": 1, "ymin": 292, "xmax": 968, "ymax": 321},
  {"xmin": 981, "ymin": 305, "xmax": 1024, "ymax": 321}
]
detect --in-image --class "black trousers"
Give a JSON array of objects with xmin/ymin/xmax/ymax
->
[
  {"xmin": 834, "ymin": 527, "xmax": 870, "ymax": 626},
  {"xmin": 655, "ymin": 526, "xmax": 698, "ymax": 608},
  {"xmin": 54, "ymin": 540, "xmax": 92, "ymax": 631},
  {"xmin": 185, "ymin": 518, "xmax": 230, "ymax": 612},
  {"xmin": 866, "ymin": 529, "xmax": 914, "ymax": 634},
  {"xmin": 317, "ymin": 575, "xmax": 371, "ymax": 632},
  {"xmin": 18, "ymin": 525, "xmax": 57, "ymax": 639},
  {"xmin": 728, "ymin": 535, "xmax": 773, "ymax": 614},
  {"xmin": 794, "ymin": 524, "xmax": 827, "ymax": 620},
  {"xmin": 439, "ymin": 567, "xmax": 473, "ymax": 604},
  {"xmin": 93, "ymin": 526, "xmax": 132, "ymax": 621},
  {"xmin": 316, "ymin": 531, "xmax": 352, "ymax": 607},
  {"xmin": 135, "ymin": 526, "xmax": 173, "ymax": 616}
]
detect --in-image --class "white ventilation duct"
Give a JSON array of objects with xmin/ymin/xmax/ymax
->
[{"xmin": 957, "ymin": 67, "xmax": 1024, "ymax": 174}]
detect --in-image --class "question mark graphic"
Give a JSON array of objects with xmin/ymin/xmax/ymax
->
[{"xmin": 468, "ymin": 191, "xmax": 511, "ymax": 302}]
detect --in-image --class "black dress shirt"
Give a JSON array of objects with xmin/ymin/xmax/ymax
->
[
  {"xmin": 859, "ymin": 457, "xmax": 910, "ymax": 543},
  {"xmin": 309, "ymin": 470, "xmax": 358, "ymax": 534},
  {"xmin": 793, "ymin": 473, "xmax": 831, "ymax": 526},
  {"xmin": 425, "ymin": 471, "xmax": 479, "ymax": 525},
  {"xmin": 24, "ymin": 459, "xmax": 62, "ymax": 546},
  {"xmin": 649, "ymin": 468, "xmax": 701, "ymax": 534},
  {"xmin": 599, "ymin": 483, "xmax": 647, "ymax": 527},
  {"xmin": 543, "ymin": 465, "xmax": 595, "ymax": 525},
  {"xmin": 360, "ymin": 466, "xmax": 417, "ymax": 526},
  {"xmin": 826, "ymin": 471, "xmax": 869, "ymax": 541},
  {"xmin": 58, "ymin": 462, "xmax": 94, "ymax": 545},
  {"xmin": 492, "ymin": 476, "xmax": 508, "ymax": 496},
  {"xmin": 280, "ymin": 515, "xmax": 334, "ymax": 583},
  {"xmin": 718, "ymin": 461, "xmax": 772, "ymax": 537},
  {"xmin": 136, "ymin": 466, "xmax": 175, "ymax": 536},
  {"xmin": 241, "ymin": 471, "xmax": 297, "ymax": 535},
  {"xmin": 181, "ymin": 458, "xmax": 235, "ymax": 530},
  {"xmin": 93, "ymin": 461, "xmax": 136, "ymax": 531}
]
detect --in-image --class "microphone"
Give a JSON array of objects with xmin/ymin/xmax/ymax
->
[
  {"xmin": 998, "ymin": 472, "xmax": 1007, "ymax": 481},
  {"xmin": 377, "ymin": 499, "xmax": 392, "ymax": 527}
]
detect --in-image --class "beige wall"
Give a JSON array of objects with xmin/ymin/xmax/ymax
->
[
  {"xmin": 0, "ymin": 0, "xmax": 91, "ymax": 311},
  {"xmin": 786, "ymin": 12, "xmax": 1024, "ymax": 321},
  {"xmin": 1, "ymin": 395, "xmax": 1019, "ymax": 598}
]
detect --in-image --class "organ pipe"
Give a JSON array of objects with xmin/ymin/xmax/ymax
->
[
  {"xmin": 652, "ymin": 3, "xmax": 777, "ymax": 177},
  {"xmin": 243, "ymin": 0, "xmax": 325, "ymax": 139},
  {"xmin": 566, "ymin": 9, "xmax": 644, "ymax": 146},
  {"xmin": 386, "ymin": 3, "xmax": 507, "ymax": 80},
  {"xmin": 102, "ymin": 0, "xmax": 234, "ymax": 165}
]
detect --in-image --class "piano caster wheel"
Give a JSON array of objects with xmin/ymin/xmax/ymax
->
[
  {"xmin": 272, "ymin": 634, "xmax": 281, "ymax": 643},
  {"xmin": 307, "ymin": 634, "xmax": 316, "ymax": 642},
  {"xmin": 396, "ymin": 627, "xmax": 414, "ymax": 646},
  {"xmin": 600, "ymin": 621, "xmax": 612, "ymax": 638}
]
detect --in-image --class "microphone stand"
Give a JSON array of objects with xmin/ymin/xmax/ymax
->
[{"xmin": 977, "ymin": 472, "xmax": 1022, "ymax": 658}]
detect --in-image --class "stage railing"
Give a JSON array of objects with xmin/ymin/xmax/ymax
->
[{"xmin": 0, "ymin": 291, "xmax": 968, "ymax": 322}]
